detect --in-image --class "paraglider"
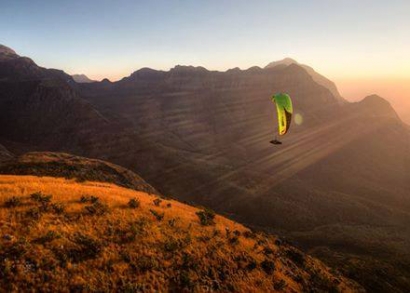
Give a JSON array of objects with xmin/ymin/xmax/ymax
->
[{"xmin": 270, "ymin": 93, "xmax": 293, "ymax": 145}]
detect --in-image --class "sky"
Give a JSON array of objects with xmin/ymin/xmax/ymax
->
[{"xmin": 1, "ymin": 0, "xmax": 410, "ymax": 120}]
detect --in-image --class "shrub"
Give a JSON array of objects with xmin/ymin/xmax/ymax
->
[
  {"xmin": 197, "ymin": 235, "xmax": 211, "ymax": 243},
  {"xmin": 2, "ymin": 238, "xmax": 29, "ymax": 259},
  {"xmin": 4, "ymin": 196, "xmax": 21, "ymax": 208},
  {"xmin": 79, "ymin": 195, "xmax": 99, "ymax": 203},
  {"xmin": 149, "ymin": 209, "xmax": 164, "ymax": 221},
  {"xmin": 263, "ymin": 247, "xmax": 274, "ymax": 256},
  {"xmin": 25, "ymin": 207, "xmax": 43, "ymax": 220},
  {"xmin": 80, "ymin": 195, "xmax": 89, "ymax": 203},
  {"xmin": 181, "ymin": 252, "xmax": 198, "ymax": 270},
  {"xmin": 70, "ymin": 233, "xmax": 103, "ymax": 261},
  {"xmin": 85, "ymin": 202, "xmax": 109, "ymax": 216},
  {"xmin": 243, "ymin": 230, "xmax": 255, "ymax": 238},
  {"xmin": 164, "ymin": 238, "xmax": 180, "ymax": 252},
  {"xmin": 168, "ymin": 218, "xmax": 176, "ymax": 227},
  {"xmin": 225, "ymin": 228, "xmax": 231, "ymax": 237},
  {"xmin": 179, "ymin": 270, "xmax": 193, "ymax": 290},
  {"xmin": 51, "ymin": 203, "xmax": 65, "ymax": 214},
  {"xmin": 233, "ymin": 230, "xmax": 241, "ymax": 237},
  {"xmin": 196, "ymin": 208, "xmax": 215, "ymax": 226},
  {"xmin": 274, "ymin": 279, "xmax": 287, "ymax": 291},
  {"xmin": 114, "ymin": 227, "xmax": 138, "ymax": 244},
  {"xmin": 261, "ymin": 259, "xmax": 275, "ymax": 274},
  {"xmin": 286, "ymin": 249, "xmax": 305, "ymax": 267},
  {"xmin": 90, "ymin": 196, "xmax": 99, "ymax": 203},
  {"xmin": 128, "ymin": 198, "xmax": 140, "ymax": 209},
  {"xmin": 30, "ymin": 192, "xmax": 52, "ymax": 203},
  {"xmin": 153, "ymin": 198, "xmax": 162, "ymax": 206},
  {"xmin": 35, "ymin": 231, "xmax": 61, "ymax": 244},
  {"xmin": 246, "ymin": 260, "xmax": 258, "ymax": 271},
  {"xmin": 133, "ymin": 255, "xmax": 158, "ymax": 272},
  {"xmin": 229, "ymin": 236, "xmax": 240, "ymax": 245}
]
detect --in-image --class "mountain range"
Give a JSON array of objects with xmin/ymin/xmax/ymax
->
[{"xmin": 0, "ymin": 44, "xmax": 409, "ymax": 292}]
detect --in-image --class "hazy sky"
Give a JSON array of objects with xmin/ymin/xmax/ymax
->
[{"xmin": 1, "ymin": 0, "xmax": 410, "ymax": 120}]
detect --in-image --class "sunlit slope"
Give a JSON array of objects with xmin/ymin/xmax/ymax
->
[{"xmin": 0, "ymin": 175, "xmax": 361, "ymax": 292}]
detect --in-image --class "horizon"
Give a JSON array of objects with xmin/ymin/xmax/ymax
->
[
  {"xmin": 2, "ymin": 0, "xmax": 409, "ymax": 121},
  {"xmin": 4, "ymin": 42, "xmax": 410, "ymax": 123}
]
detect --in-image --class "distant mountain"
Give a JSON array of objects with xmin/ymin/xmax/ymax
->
[
  {"xmin": 72, "ymin": 73, "xmax": 96, "ymax": 83},
  {"xmin": 265, "ymin": 58, "xmax": 345, "ymax": 104},
  {"xmin": 0, "ymin": 44, "xmax": 18, "ymax": 59},
  {"xmin": 0, "ymin": 44, "xmax": 72, "ymax": 82},
  {"xmin": 0, "ymin": 45, "xmax": 409, "ymax": 292},
  {"xmin": 0, "ymin": 45, "xmax": 129, "ymax": 156}
]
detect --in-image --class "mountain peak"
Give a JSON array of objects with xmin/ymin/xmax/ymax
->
[
  {"xmin": 171, "ymin": 65, "xmax": 208, "ymax": 73},
  {"xmin": 0, "ymin": 44, "xmax": 18, "ymax": 60},
  {"xmin": 131, "ymin": 67, "xmax": 160, "ymax": 76},
  {"xmin": 265, "ymin": 57, "xmax": 344, "ymax": 103},
  {"xmin": 357, "ymin": 94, "xmax": 400, "ymax": 120},
  {"xmin": 265, "ymin": 57, "xmax": 298, "ymax": 69},
  {"xmin": 0, "ymin": 44, "xmax": 17, "ymax": 55},
  {"xmin": 134, "ymin": 67, "xmax": 157, "ymax": 73},
  {"xmin": 72, "ymin": 74, "xmax": 96, "ymax": 83},
  {"xmin": 362, "ymin": 94, "xmax": 390, "ymax": 105}
]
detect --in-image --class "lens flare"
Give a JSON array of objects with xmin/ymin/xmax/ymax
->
[{"xmin": 294, "ymin": 113, "xmax": 303, "ymax": 125}]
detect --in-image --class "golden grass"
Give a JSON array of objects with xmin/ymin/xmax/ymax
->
[{"xmin": 0, "ymin": 175, "xmax": 361, "ymax": 292}]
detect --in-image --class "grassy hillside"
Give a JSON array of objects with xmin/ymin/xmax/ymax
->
[{"xmin": 0, "ymin": 175, "xmax": 362, "ymax": 292}]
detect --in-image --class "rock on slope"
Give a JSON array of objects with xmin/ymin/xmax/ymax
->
[{"xmin": 0, "ymin": 175, "xmax": 362, "ymax": 292}]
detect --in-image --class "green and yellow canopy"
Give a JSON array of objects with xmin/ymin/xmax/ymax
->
[{"xmin": 271, "ymin": 93, "xmax": 293, "ymax": 136}]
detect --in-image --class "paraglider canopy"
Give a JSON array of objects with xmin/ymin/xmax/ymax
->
[{"xmin": 270, "ymin": 93, "xmax": 293, "ymax": 144}]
